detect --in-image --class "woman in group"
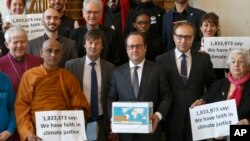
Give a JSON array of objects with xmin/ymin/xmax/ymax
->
[
  {"xmin": 195, "ymin": 12, "xmax": 225, "ymax": 80},
  {"xmin": 2, "ymin": 0, "xmax": 26, "ymax": 32},
  {"xmin": 0, "ymin": 72, "xmax": 16, "ymax": 141},
  {"xmin": 192, "ymin": 48, "xmax": 250, "ymax": 140}
]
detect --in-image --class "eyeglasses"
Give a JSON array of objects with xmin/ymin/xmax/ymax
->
[
  {"xmin": 174, "ymin": 34, "xmax": 193, "ymax": 40},
  {"xmin": 135, "ymin": 21, "xmax": 150, "ymax": 25},
  {"xmin": 126, "ymin": 44, "xmax": 144, "ymax": 50},
  {"xmin": 84, "ymin": 10, "xmax": 100, "ymax": 15}
]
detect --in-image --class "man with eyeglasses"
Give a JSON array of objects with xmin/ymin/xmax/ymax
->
[
  {"xmin": 132, "ymin": 11, "xmax": 165, "ymax": 61},
  {"xmin": 107, "ymin": 31, "xmax": 172, "ymax": 141},
  {"xmin": 156, "ymin": 22, "xmax": 216, "ymax": 141},
  {"xmin": 69, "ymin": 0, "xmax": 121, "ymax": 66}
]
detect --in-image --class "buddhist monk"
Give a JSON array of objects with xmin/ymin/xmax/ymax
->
[{"xmin": 15, "ymin": 39, "xmax": 90, "ymax": 141}]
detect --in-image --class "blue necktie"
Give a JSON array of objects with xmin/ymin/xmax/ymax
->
[
  {"xmin": 181, "ymin": 54, "xmax": 188, "ymax": 86},
  {"xmin": 90, "ymin": 62, "xmax": 98, "ymax": 121},
  {"xmin": 132, "ymin": 66, "xmax": 139, "ymax": 98}
]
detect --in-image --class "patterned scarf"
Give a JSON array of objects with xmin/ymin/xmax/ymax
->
[{"xmin": 228, "ymin": 72, "xmax": 250, "ymax": 107}]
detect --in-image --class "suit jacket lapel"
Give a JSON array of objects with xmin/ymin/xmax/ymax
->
[
  {"xmin": 187, "ymin": 51, "xmax": 197, "ymax": 86},
  {"xmin": 77, "ymin": 57, "xmax": 85, "ymax": 89},
  {"xmin": 122, "ymin": 63, "xmax": 137, "ymax": 100},
  {"xmin": 100, "ymin": 59, "xmax": 106, "ymax": 94},
  {"xmin": 170, "ymin": 51, "xmax": 185, "ymax": 86},
  {"xmin": 138, "ymin": 60, "xmax": 151, "ymax": 99}
]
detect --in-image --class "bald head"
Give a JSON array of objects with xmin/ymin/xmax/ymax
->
[{"xmin": 41, "ymin": 39, "xmax": 62, "ymax": 70}]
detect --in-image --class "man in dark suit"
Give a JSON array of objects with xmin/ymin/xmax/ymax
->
[
  {"xmin": 28, "ymin": 8, "xmax": 77, "ymax": 67},
  {"xmin": 49, "ymin": 0, "xmax": 79, "ymax": 37},
  {"xmin": 107, "ymin": 31, "xmax": 172, "ymax": 141},
  {"xmin": 65, "ymin": 29, "xmax": 115, "ymax": 141},
  {"xmin": 162, "ymin": 0, "xmax": 206, "ymax": 51},
  {"xmin": 70, "ymin": 0, "xmax": 121, "ymax": 65},
  {"xmin": 156, "ymin": 22, "xmax": 216, "ymax": 141}
]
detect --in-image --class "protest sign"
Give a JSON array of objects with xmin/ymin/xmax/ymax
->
[
  {"xmin": 6, "ymin": 14, "xmax": 44, "ymax": 40},
  {"xmin": 204, "ymin": 37, "xmax": 250, "ymax": 68},
  {"xmin": 35, "ymin": 110, "xmax": 86, "ymax": 141},
  {"xmin": 189, "ymin": 99, "xmax": 238, "ymax": 140}
]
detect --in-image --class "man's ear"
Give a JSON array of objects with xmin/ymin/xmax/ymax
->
[
  {"xmin": 40, "ymin": 49, "xmax": 43, "ymax": 57},
  {"xmin": 133, "ymin": 22, "xmax": 137, "ymax": 29},
  {"xmin": 4, "ymin": 41, "xmax": 9, "ymax": 49}
]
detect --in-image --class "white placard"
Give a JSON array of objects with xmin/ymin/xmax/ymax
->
[
  {"xmin": 35, "ymin": 110, "xmax": 86, "ymax": 141},
  {"xmin": 189, "ymin": 99, "xmax": 238, "ymax": 141},
  {"xmin": 204, "ymin": 37, "xmax": 250, "ymax": 68},
  {"xmin": 6, "ymin": 14, "xmax": 44, "ymax": 40}
]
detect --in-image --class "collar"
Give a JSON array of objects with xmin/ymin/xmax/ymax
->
[
  {"xmin": 8, "ymin": 53, "xmax": 25, "ymax": 62},
  {"xmin": 43, "ymin": 34, "xmax": 60, "ymax": 41},
  {"xmin": 86, "ymin": 25, "xmax": 99, "ymax": 30},
  {"xmin": 172, "ymin": 5, "xmax": 190, "ymax": 14},
  {"xmin": 85, "ymin": 56, "xmax": 101, "ymax": 66},
  {"xmin": 175, "ymin": 48, "xmax": 191, "ymax": 58},
  {"xmin": 129, "ymin": 59, "xmax": 145, "ymax": 69}
]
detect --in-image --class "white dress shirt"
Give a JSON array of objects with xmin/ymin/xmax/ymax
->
[
  {"xmin": 83, "ymin": 56, "xmax": 103, "ymax": 116},
  {"xmin": 175, "ymin": 48, "xmax": 192, "ymax": 79}
]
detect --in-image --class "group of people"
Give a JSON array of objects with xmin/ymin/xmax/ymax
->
[{"xmin": 0, "ymin": 0, "xmax": 250, "ymax": 141}]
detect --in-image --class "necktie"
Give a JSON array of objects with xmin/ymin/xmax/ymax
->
[
  {"xmin": 90, "ymin": 62, "xmax": 98, "ymax": 121},
  {"xmin": 181, "ymin": 54, "xmax": 188, "ymax": 86},
  {"xmin": 132, "ymin": 66, "xmax": 139, "ymax": 98},
  {"xmin": 111, "ymin": 0, "xmax": 117, "ymax": 9}
]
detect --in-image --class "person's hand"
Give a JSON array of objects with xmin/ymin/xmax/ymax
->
[
  {"xmin": 237, "ymin": 119, "xmax": 250, "ymax": 125},
  {"xmin": 0, "ymin": 130, "xmax": 12, "ymax": 141},
  {"xmin": 27, "ymin": 134, "xmax": 42, "ymax": 141},
  {"xmin": 190, "ymin": 99, "xmax": 205, "ymax": 108},
  {"xmin": 214, "ymin": 136, "xmax": 225, "ymax": 140},
  {"xmin": 151, "ymin": 114, "xmax": 160, "ymax": 134},
  {"xmin": 2, "ymin": 22, "xmax": 11, "ymax": 32},
  {"xmin": 108, "ymin": 132, "xmax": 118, "ymax": 141}
]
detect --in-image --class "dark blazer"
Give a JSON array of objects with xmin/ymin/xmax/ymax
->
[
  {"xmin": 203, "ymin": 79, "xmax": 250, "ymax": 121},
  {"xmin": 65, "ymin": 56, "xmax": 115, "ymax": 140},
  {"xmin": 69, "ymin": 25, "xmax": 121, "ymax": 65},
  {"xmin": 59, "ymin": 15, "xmax": 75, "ymax": 38},
  {"xmin": 162, "ymin": 6, "xmax": 205, "ymax": 51},
  {"xmin": 156, "ymin": 50, "xmax": 216, "ymax": 141},
  {"xmin": 107, "ymin": 60, "xmax": 172, "ymax": 141},
  {"xmin": 28, "ymin": 34, "xmax": 78, "ymax": 67}
]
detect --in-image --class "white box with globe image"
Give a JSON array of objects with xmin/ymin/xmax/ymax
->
[{"xmin": 111, "ymin": 102, "xmax": 153, "ymax": 133}]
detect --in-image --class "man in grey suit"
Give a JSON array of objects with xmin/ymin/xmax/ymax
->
[
  {"xmin": 65, "ymin": 29, "xmax": 115, "ymax": 141},
  {"xmin": 156, "ymin": 22, "xmax": 216, "ymax": 141},
  {"xmin": 28, "ymin": 8, "xmax": 77, "ymax": 67},
  {"xmin": 107, "ymin": 31, "xmax": 172, "ymax": 141}
]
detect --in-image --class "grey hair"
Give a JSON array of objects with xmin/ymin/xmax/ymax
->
[
  {"xmin": 83, "ymin": 0, "xmax": 102, "ymax": 11},
  {"xmin": 226, "ymin": 48, "xmax": 250, "ymax": 69},
  {"xmin": 4, "ymin": 26, "xmax": 27, "ymax": 43}
]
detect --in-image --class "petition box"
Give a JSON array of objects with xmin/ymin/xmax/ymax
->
[{"xmin": 111, "ymin": 102, "xmax": 153, "ymax": 133}]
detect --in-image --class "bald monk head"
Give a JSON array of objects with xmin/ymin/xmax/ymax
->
[{"xmin": 40, "ymin": 38, "xmax": 62, "ymax": 70}]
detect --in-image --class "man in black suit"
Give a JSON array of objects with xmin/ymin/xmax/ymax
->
[
  {"xmin": 162, "ymin": 0, "xmax": 206, "ymax": 51},
  {"xmin": 107, "ymin": 31, "xmax": 172, "ymax": 141},
  {"xmin": 49, "ymin": 0, "xmax": 79, "ymax": 37},
  {"xmin": 65, "ymin": 29, "xmax": 115, "ymax": 141},
  {"xmin": 156, "ymin": 22, "xmax": 216, "ymax": 141},
  {"xmin": 70, "ymin": 0, "xmax": 121, "ymax": 65}
]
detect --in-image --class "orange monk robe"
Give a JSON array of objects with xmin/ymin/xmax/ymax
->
[{"xmin": 15, "ymin": 65, "xmax": 90, "ymax": 141}]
